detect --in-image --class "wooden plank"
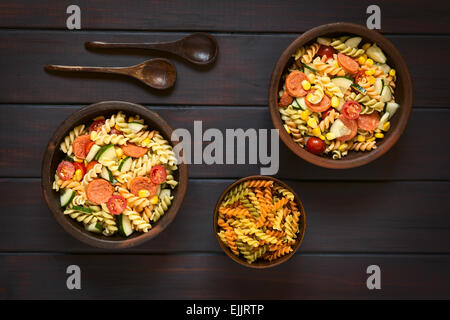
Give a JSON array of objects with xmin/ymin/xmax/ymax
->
[
  {"xmin": 1, "ymin": 179, "xmax": 449, "ymax": 253},
  {"xmin": 0, "ymin": 0, "xmax": 448, "ymax": 34},
  {"xmin": 1, "ymin": 105, "xmax": 449, "ymax": 180},
  {"xmin": 0, "ymin": 31, "xmax": 448, "ymax": 106},
  {"xmin": 1, "ymin": 254, "xmax": 449, "ymax": 299}
]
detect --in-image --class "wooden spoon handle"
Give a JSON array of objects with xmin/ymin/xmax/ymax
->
[
  {"xmin": 44, "ymin": 64, "xmax": 130, "ymax": 75},
  {"xmin": 86, "ymin": 41, "xmax": 177, "ymax": 52}
]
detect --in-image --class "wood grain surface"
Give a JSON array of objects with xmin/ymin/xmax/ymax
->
[{"xmin": 0, "ymin": 0, "xmax": 449, "ymax": 300}]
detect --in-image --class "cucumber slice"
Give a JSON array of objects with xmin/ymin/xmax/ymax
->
[
  {"xmin": 329, "ymin": 119, "xmax": 351, "ymax": 139},
  {"xmin": 101, "ymin": 166, "xmax": 114, "ymax": 183},
  {"xmin": 377, "ymin": 112, "xmax": 390, "ymax": 130},
  {"xmin": 366, "ymin": 44, "xmax": 387, "ymax": 64},
  {"xmin": 375, "ymin": 63, "xmax": 391, "ymax": 74},
  {"xmin": 85, "ymin": 222, "xmax": 103, "ymax": 233},
  {"xmin": 302, "ymin": 63, "xmax": 317, "ymax": 73},
  {"xmin": 85, "ymin": 144, "xmax": 101, "ymax": 162},
  {"xmin": 296, "ymin": 97, "xmax": 307, "ymax": 110},
  {"xmin": 385, "ymin": 102, "xmax": 400, "ymax": 119},
  {"xmin": 351, "ymin": 83, "xmax": 367, "ymax": 95},
  {"xmin": 128, "ymin": 122, "xmax": 145, "ymax": 133},
  {"xmin": 344, "ymin": 37, "xmax": 362, "ymax": 48},
  {"xmin": 117, "ymin": 214, "xmax": 133, "ymax": 237},
  {"xmin": 317, "ymin": 37, "xmax": 331, "ymax": 46},
  {"xmin": 95, "ymin": 144, "xmax": 117, "ymax": 162},
  {"xmin": 338, "ymin": 36, "xmax": 350, "ymax": 42},
  {"xmin": 331, "ymin": 77, "xmax": 354, "ymax": 93},
  {"xmin": 291, "ymin": 98, "xmax": 300, "ymax": 109},
  {"xmin": 118, "ymin": 156, "xmax": 132, "ymax": 172},
  {"xmin": 60, "ymin": 189, "xmax": 75, "ymax": 207},
  {"xmin": 374, "ymin": 78, "xmax": 384, "ymax": 95},
  {"xmin": 72, "ymin": 206, "xmax": 93, "ymax": 214},
  {"xmin": 380, "ymin": 86, "xmax": 392, "ymax": 103}
]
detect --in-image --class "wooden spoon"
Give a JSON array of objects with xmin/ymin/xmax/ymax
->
[
  {"xmin": 44, "ymin": 58, "xmax": 176, "ymax": 90},
  {"xmin": 86, "ymin": 33, "xmax": 218, "ymax": 66}
]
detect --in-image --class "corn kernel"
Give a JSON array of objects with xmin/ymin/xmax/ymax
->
[
  {"xmin": 307, "ymin": 73, "xmax": 316, "ymax": 83},
  {"xmin": 366, "ymin": 58, "xmax": 374, "ymax": 66},
  {"xmin": 114, "ymin": 124, "xmax": 121, "ymax": 131},
  {"xmin": 383, "ymin": 121, "xmax": 391, "ymax": 131},
  {"xmin": 84, "ymin": 160, "xmax": 88, "ymax": 167},
  {"xmin": 93, "ymin": 116, "xmax": 104, "ymax": 121},
  {"xmin": 142, "ymin": 137, "xmax": 151, "ymax": 146},
  {"xmin": 333, "ymin": 61, "xmax": 339, "ymax": 67},
  {"xmin": 73, "ymin": 169, "xmax": 83, "ymax": 181},
  {"xmin": 300, "ymin": 110, "xmax": 310, "ymax": 121},
  {"xmin": 138, "ymin": 189, "xmax": 150, "ymax": 198},
  {"xmin": 301, "ymin": 80, "xmax": 311, "ymax": 91},
  {"xmin": 375, "ymin": 133, "xmax": 385, "ymax": 139},
  {"xmin": 362, "ymin": 44, "xmax": 371, "ymax": 51},
  {"xmin": 319, "ymin": 135, "xmax": 326, "ymax": 141},
  {"xmin": 150, "ymin": 195, "xmax": 159, "ymax": 205},
  {"xmin": 368, "ymin": 76, "xmax": 376, "ymax": 85},
  {"xmin": 365, "ymin": 69, "xmax": 375, "ymax": 76},
  {"xmin": 338, "ymin": 144, "xmax": 348, "ymax": 152},
  {"xmin": 115, "ymin": 147, "xmax": 123, "ymax": 158},
  {"xmin": 367, "ymin": 137, "xmax": 376, "ymax": 142},
  {"xmin": 128, "ymin": 116, "xmax": 135, "ymax": 123},
  {"xmin": 357, "ymin": 135, "xmax": 366, "ymax": 142},
  {"xmin": 331, "ymin": 96, "xmax": 340, "ymax": 108},
  {"xmin": 90, "ymin": 131, "xmax": 98, "ymax": 140},
  {"xmin": 358, "ymin": 56, "xmax": 366, "ymax": 65},
  {"xmin": 312, "ymin": 127, "xmax": 321, "ymax": 137},
  {"xmin": 283, "ymin": 124, "xmax": 291, "ymax": 134},
  {"xmin": 326, "ymin": 132, "xmax": 336, "ymax": 140},
  {"xmin": 389, "ymin": 69, "xmax": 396, "ymax": 77},
  {"xmin": 307, "ymin": 118, "xmax": 318, "ymax": 128}
]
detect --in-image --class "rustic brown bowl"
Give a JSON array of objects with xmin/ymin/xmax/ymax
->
[
  {"xmin": 213, "ymin": 175, "xmax": 306, "ymax": 268},
  {"xmin": 269, "ymin": 22, "xmax": 413, "ymax": 169},
  {"xmin": 41, "ymin": 101, "xmax": 188, "ymax": 249}
]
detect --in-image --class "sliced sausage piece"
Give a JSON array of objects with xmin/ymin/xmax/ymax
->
[
  {"xmin": 285, "ymin": 71, "xmax": 309, "ymax": 97},
  {"xmin": 72, "ymin": 135, "xmax": 92, "ymax": 160},
  {"xmin": 337, "ymin": 53, "xmax": 359, "ymax": 74},
  {"xmin": 337, "ymin": 115, "xmax": 358, "ymax": 142},
  {"xmin": 129, "ymin": 176, "xmax": 158, "ymax": 198},
  {"xmin": 122, "ymin": 143, "xmax": 148, "ymax": 158},
  {"xmin": 86, "ymin": 178, "xmax": 114, "ymax": 205},
  {"xmin": 305, "ymin": 93, "xmax": 331, "ymax": 113},
  {"xmin": 357, "ymin": 112, "xmax": 380, "ymax": 131},
  {"xmin": 278, "ymin": 91, "xmax": 293, "ymax": 108}
]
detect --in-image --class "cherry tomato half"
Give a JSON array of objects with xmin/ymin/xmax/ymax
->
[
  {"xmin": 106, "ymin": 195, "xmax": 127, "ymax": 215},
  {"xmin": 342, "ymin": 101, "xmax": 362, "ymax": 120},
  {"xmin": 72, "ymin": 162, "xmax": 86, "ymax": 178},
  {"xmin": 57, "ymin": 161, "xmax": 75, "ymax": 180},
  {"xmin": 306, "ymin": 137, "xmax": 325, "ymax": 155},
  {"xmin": 150, "ymin": 165, "xmax": 167, "ymax": 184},
  {"xmin": 317, "ymin": 45, "xmax": 336, "ymax": 60},
  {"xmin": 354, "ymin": 70, "xmax": 365, "ymax": 84},
  {"xmin": 89, "ymin": 119, "xmax": 105, "ymax": 133}
]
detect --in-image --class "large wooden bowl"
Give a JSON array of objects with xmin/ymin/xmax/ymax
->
[
  {"xmin": 213, "ymin": 175, "xmax": 306, "ymax": 268},
  {"xmin": 269, "ymin": 22, "xmax": 413, "ymax": 169},
  {"xmin": 41, "ymin": 101, "xmax": 188, "ymax": 249}
]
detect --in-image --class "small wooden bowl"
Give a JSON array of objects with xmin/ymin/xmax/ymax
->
[
  {"xmin": 213, "ymin": 175, "xmax": 306, "ymax": 268},
  {"xmin": 41, "ymin": 101, "xmax": 188, "ymax": 249},
  {"xmin": 269, "ymin": 22, "xmax": 413, "ymax": 169}
]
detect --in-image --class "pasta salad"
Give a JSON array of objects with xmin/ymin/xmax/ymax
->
[
  {"xmin": 278, "ymin": 35, "xmax": 399, "ymax": 159},
  {"xmin": 52, "ymin": 111, "xmax": 178, "ymax": 237},
  {"xmin": 217, "ymin": 179, "xmax": 302, "ymax": 264}
]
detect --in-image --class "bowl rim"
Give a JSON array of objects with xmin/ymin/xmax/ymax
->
[
  {"xmin": 212, "ymin": 175, "xmax": 306, "ymax": 269},
  {"xmin": 268, "ymin": 22, "xmax": 414, "ymax": 169},
  {"xmin": 41, "ymin": 100, "xmax": 188, "ymax": 249}
]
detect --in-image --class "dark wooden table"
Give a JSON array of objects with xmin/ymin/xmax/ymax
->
[{"xmin": 0, "ymin": 0, "xmax": 449, "ymax": 299}]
